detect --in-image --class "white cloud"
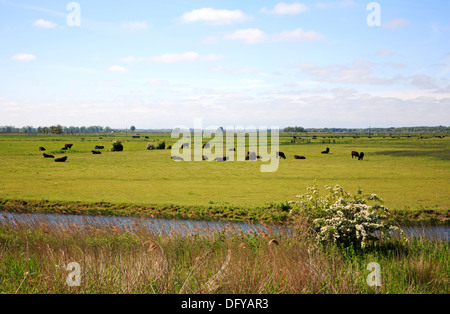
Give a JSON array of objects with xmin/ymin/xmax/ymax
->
[
  {"xmin": 261, "ymin": 2, "xmax": 308, "ymax": 15},
  {"xmin": 121, "ymin": 21, "xmax": 148, "ymax": 30},
  {"xmin": 225, "ymin": 28, "xmax": 266, "ymax": 44},
  {"xmin": 273, "ymin": 28, "xmax": 325, "ymax": 42},
  {"xmin": 33, "ymin": 19, "xmax": 57, "ymax": 28},
  {"xmin": 383, "ymin": 19, "xmax": 410, "ymax": 29},
  {"xmin": 180, "ymin": 8, "xmax": 249, "ymax": 25},
  {"xmin": 121, "ymin": 52, "xmax": 221, "ymax": 63},
  {"xmin": 225, "ymin": 28, "xmax": 324, "ymax": 44},
  {"xmin": 108, "ymin": 65, "xmax": 129, "ymax": 74},
  {"xmin": 11, "ymin": 54, "xmax": 36, "ymax": 62}
]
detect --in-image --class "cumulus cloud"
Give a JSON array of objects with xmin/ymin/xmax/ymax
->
[
  {"xmin": 180, "ymin": 8, "xmax": 249, "ymax": 25},
  {"xmin": 225, "ymin": 28, "xmax": 324, "ymax": 44},
  {"xmin": 108, "ymin": 65, "xmax": 129, "ymax": 74},
  {"xmin": 11, "ymin": 54, "xmax": 36, "ymax": 62},
  {"xmin": 33, "ymin": 19, "xmax": 57, "ymax": 28},
  {"xmin": 261, "ymin": 2, "xmax": 308, "ymax": 15}
]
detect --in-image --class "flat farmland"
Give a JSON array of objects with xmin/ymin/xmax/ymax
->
[{"xmin": 0, "ymin": 133, "xmax": 448, "ymax": 216}]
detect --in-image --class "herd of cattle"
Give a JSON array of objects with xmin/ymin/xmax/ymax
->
[
  {"xmin": 40, "ymin": 143, "xmax": 105, "ymax": 162},
  {"xmin": 39, "ymin": 143, "xmax": 365, "ymax": 163}
]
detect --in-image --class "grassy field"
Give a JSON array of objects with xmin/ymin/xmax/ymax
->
[{"xmin": 0, "ymin": 133, "xmax": 448, "ymax": 221}]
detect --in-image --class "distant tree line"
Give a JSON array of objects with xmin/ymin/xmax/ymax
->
[
  {"xmin": 0, "ymin": 125, "xmax": 113, "ymax": 134},
  {"xmin": 304, "ymin": 126, "xmax": 450, "ymax": 134},
  {"xmin": 284, "ymin": 126, "xmax": 307, "ymax": 133}
]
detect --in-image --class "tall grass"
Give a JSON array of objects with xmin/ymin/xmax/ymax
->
[{"xmin": 0, "ymin": 215, "xmax": 448, "ymax": 294}]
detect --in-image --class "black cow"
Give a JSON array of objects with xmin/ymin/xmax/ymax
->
[
  {"xmin": 43, "ymin": 153, "xmax": 54, "ymax": 158},
  {"xmin": 39, "ymin": 147, "xmax": 46, "ymax": 151},
  {"xmin": 92, "ymin": 150, "xmax": 102, "ymax": 155},
  {"xmin": 64, "ymin": 144, "xmax": 73, "ymax": 149},
  {"xmin": 276, "ymin": 152, "xmax": 286, "ymax": 159},
  {"xmin": 95, "ymin": 146, "xmax": 105, "ymax": 149},
  {"xmin": 182, "ymin": 143, "xmax": 189, "ymax": 149},
  {"xmin": 351, "ymin": 151, "xmax": 360, "ymax": 159},
  {"xmin": 294, "ymin": 155, "xmax": 306, "ymax": 160},
  {"xmin": 215, "ymin": 157, "xmax": 229, "ymax": 162},
  {"xmin": 54, "ymin": 156, "xmax": 68, "ymax": 162},
  {"xmin": 321, "ymin": 147, "xmax": 330, "ymax": 154},
  {"xmin": 358, "ymin": 152, "xmax": 365, "ymax": 161},
  {"xmin": 171, "ymin": 156, "xmax": 183, "ymax": 161}
]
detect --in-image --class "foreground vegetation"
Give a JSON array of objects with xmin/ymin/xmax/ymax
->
[{"xmin": 0, "ymin": 213, "xmax": 448, "ymax": 294}]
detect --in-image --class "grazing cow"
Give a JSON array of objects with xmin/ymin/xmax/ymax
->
[
  {"xmin": 92, "ymin": 150, "xmax": 102, "ymax": 155},
  {"xmin": 95, "ymin": 146, "xmax": 105, "ymax": 149},
  {"xmin": 358, "ymin": 152, "xmax": 365, "ymax": 161},
  {"xmin": 171, "ymin": 156, "xmax": 183, "ymax": 161},
  {"xmin": 294, "ymin": 155, "xmax": 306, "ymax": 160},
  {"xmin": 321, "ymin": 147, "xmax": 330, "ymax": 154},
  {"xmin": 43, "ymin": 153, "xmax": 54, "ymax": 158},
  {"xmin": 39, "ymin": 147, "xmax": 46, "ymax": 151},
  {"xmin": 54, "ymin": 156, "xmax": 68, "ymax": 162},
  {"xmin": 215, "ymin": 157, "xmax": 229, "ymax": 162},
  {"xmin": 351, "ymin": 151, "xmax": 360, "ymax": 159},
  {"xmin": 64, "ymin": 144, "xmax": 73, "ymax": 149},
  {"xmin": 276, "ymin": 152, "xmax": 286, "ymax": 159}
]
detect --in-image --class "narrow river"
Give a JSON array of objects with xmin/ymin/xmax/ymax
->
[{"xmin": 0, "ymin": 212, "xmax": 448, "ymax": 240}]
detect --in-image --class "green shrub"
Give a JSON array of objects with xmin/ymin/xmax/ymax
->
[
  {"xmin": 156, "ymin": 141, "xmax": 166, "ymax": 150},
  {"xmin": 111, "ymin": 141, "xmax": 124, "ymax": 152}
]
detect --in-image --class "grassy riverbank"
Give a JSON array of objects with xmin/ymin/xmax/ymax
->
[{"xmin": 0, "ymin": 215, "xmax": 448, "ymax": 294}]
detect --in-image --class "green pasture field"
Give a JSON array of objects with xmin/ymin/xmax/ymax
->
[{"xmin": 0, "ymin": 133, "xmax": 448, "ymax": 221}]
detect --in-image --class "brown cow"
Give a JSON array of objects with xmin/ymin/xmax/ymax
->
[{"xmin": 351, "ymin": 151, "xmax": 360, "ymax": 159}]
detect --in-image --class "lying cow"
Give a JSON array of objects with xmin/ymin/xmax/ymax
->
[
  {"xmin": 294, "ymin": 155, "xmax": 306, "ymax": 160},
  {"xmin": 215, "ymin": 157, "xmax": 229, "ymax": 162},
  {"xmin": 95, "ymin": 146, "xmax": 105, "ymax": 149},
  {"xmin": 39, "ymin": 147, "xmax": 46, "ymax": 151},
  {"xmin": 171, "ymin": 156, "xmax": 183, "ymax": 161},
  {"xmin": 321, "ymin": 147, "xmax": 330, "ymax": 154},
  {"xmin": 92, "ymin": 150, "xmax": 102, "ymax": 155},
  {"xmin": 43, "ymin": 153, "xmax": 54, "ymax": 158},
  {"xmin": 54, "ymin": 156, "xmax": 68, "ymax": 162}
]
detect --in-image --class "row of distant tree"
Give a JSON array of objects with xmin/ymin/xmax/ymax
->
[
  {"xmin": 1, "ymin": 125, "xmax": 449, "ymax": 134},
  {"xmin": 285, "ymin": 126, "xmax": 450, "ymax": 134}
]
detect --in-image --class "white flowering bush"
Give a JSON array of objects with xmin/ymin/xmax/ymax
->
[{"xmin": 290, "ymin": 181, "xmax": 403, "ymax": 248}]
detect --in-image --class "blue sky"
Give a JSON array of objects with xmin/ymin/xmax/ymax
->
[{"xmin": 0, "ymin": 0, "xmax": 449, "ymax": 129}]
